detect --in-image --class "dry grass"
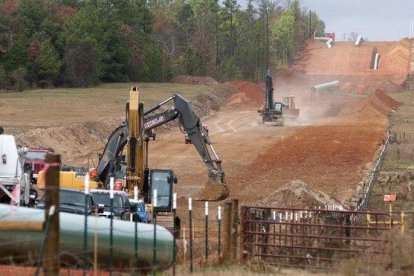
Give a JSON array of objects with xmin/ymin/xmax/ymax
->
[
  {"xmin": 382, "ymin": 91, "xmax": 414, "ymax": 171},
  {"xmin": 0, "ymin": 82, "xmax": 217, "ymax": 134},
  {"xmin": 338, "ymin": 229, "xmax": 414, "ymax": 275}
]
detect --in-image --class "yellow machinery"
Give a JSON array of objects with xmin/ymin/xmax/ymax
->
[{"xmin": 37, "ymin": 170, "xmax": 99, "ymax": 190}]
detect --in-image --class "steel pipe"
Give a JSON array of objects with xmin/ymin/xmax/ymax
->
[
  {"xmin": 0, "ymin": 204, "xmax": 174, "ymax": 271},
  {"xmin": 311, "ymin": 80, "xmax": 340, "ymax": 93}
]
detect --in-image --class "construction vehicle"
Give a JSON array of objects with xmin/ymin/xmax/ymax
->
[
  {"xmin": 281, "ymin": 96, "xmax": 300, "ymax": 119},
  {"xmin": 23, "ymin": 147, "xmax": 54, "ymax": 184},
  {"xmin": 37, "ymin": 88, "xmax": 226, "ymax": 233},
  {"xmin": 258, "ymin": 70, "xmax": 300, "ymax": 125},
  {"xmin": 96, "ymin": 87, "xmax": 226, "ymax": 234},
  {"xmin": 0, "ymin": 128, "xmax": 34, "ymax": 206}
]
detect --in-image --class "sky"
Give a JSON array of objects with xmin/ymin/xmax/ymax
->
[{"xmin": 302, "ymin": 0, "xmax": 414, "ymax": 41}]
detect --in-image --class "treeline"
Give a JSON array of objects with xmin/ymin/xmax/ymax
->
[{"xmin": 0, "ymin": 0, "xmax": 324, "ymax": 90}]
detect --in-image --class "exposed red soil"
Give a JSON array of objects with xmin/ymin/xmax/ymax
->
[
  {"xmin": 294, "ymin": 39, "xmax": 412, "ymax": 95},
  {"xmin": 3, "ymin": 38, "xmax": 410, "ymax": 273},
  {"xmin": 227, "ymin": 80, "xmax": 264, "ymax": 104}
]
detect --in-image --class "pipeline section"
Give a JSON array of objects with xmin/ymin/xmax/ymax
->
[{"xmin": 0, "ymin": 204, "xmax": 174, "ymax": 271}]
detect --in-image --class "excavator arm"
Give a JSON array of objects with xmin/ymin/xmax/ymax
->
[
  {"xmin": 96, "ymin": 93, "xmax": 225, "ymax": 186},
  {"xmin": 96, "ymin": 124, "xmax": 128, "ymax": 184},
  {"xmin": 143, "ymin": 94, "xmax": 225, "ymax": 183}
]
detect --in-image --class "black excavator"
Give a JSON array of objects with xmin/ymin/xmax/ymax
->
[
  {"xmin": 95, "ymin": 89, "xmax": 227, "ymax": 209},
  {"xmin": 257, "ymin": 70, "xmax": 299, "ymax": 125}
]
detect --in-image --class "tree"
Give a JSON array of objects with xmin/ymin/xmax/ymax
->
[
  {"xmin": 59, "ymin": 3, "xmax": 129, "ymax": 85},
  {"xmin": 37, "ymin": 40, "xmax": 61, "ymax": 86},
  {"xmin": 2, "ymin": 38, "xmax": 28, "ymax": 72},
  {"xmin": 233, "ymin": 0, "xmax": 258, "ymax": 79},
  {"xmin": 62, "ymin": 39, "xmax": 98, "ymax": 87},
  {"xmin": 271, "ymin": 9, "xmax": 296, "ymax": 66}
]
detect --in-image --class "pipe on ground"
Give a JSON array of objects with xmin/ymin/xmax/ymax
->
[
  {"xmin": 0, "ymin": 204, "xmax": 174, "ymax": 272},
  {"xmin": 311, "ymin": 80, "xmax": 340, "ymax": 93}
]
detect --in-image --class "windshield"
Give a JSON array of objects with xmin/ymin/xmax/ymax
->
[
  {"xmin": 60, "ymin": 190, "xmax": 92, "ymax": 207},
  {"xmin": 151, "ymin": 171, "xmax": 171, "ymax": 209},
  {"xmin": 93, "ymin": 193, "xmax": 125, "ymax": 207},
  {"xmin": 274, "ymin": 103, "xmax": 283, "ymax": 112},
  {"xmin": 26, "ymin": 151, "xmax": 47, "ymax": 160}
]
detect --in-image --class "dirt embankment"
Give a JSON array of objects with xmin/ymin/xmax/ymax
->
[
  {"xmin": 15, "ymin": 82, "xmax": 235, "ymax": 166},
  {"xmin": 225, "ymin": 82, "xmax": 397, "ymax": 208}
]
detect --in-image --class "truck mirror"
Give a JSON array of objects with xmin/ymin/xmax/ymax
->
[{"xmin": 2, "ymin": 154, "xmax": 6, "ymax": 164}]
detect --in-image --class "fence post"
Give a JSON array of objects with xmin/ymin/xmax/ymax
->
[
  {"xmin": 222, "ymin": 201, "xmax": 232, "ymax": 263},
  {"xmin": 109, "ymin": 177, "xmax": 114, "ymax": 275},
  {"xmin": 231, "ymin": 199, "xmax": 239, "ymax": 262},
  {"xmin": 44, "ymin": 154, "xmax": 60, "ymax": 276},
  {"xmin": 152, "ymin": 189, "xmax": 158, "ymax": 276},
  {"xmin": 240, "ymin": 206, "xmax": 247, "ymax": 262},
  {"xmin": 134, "ymin": 186, "xmax": 139, "ymax": 272},
  {"xmin": 217, "ymin": 206, "xmax": 222, "ymax": 260},
  {"xmin": 172, "ymin": 193, "xmax": 177, "ymax": 276},
  {"xmin": 83, "ymin": 174, "xmax": 90, "ymax": 275},
  {"xmin": 189, "ymin": 197, "xmax": 193, "ymax": 272},
  {"xmin": 205, "ymin": 201, "xmax": 209, "ymax": 264}
]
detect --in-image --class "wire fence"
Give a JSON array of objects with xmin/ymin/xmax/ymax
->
[
  {"xmin": 357, "ymin": 128, "xmax": 391, "ymax": 211},
  {"xmin": 0, "ymin": 196, "xmax": 226, "ymax": 275}
]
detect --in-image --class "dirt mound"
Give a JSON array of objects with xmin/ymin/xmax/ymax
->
[
  {"xmin": 367, "ymin": 91, "xmax": 399, "ymax": 116},
  {"xmin": 255, "ymin": 180, "xmax": 342, "ymax": 209},
  {"xmin": 16, "ymin": 116, "xmax": 123, "ymax": 166},
  {"xmin": 228, "ymin": 80, "xmax": 264, "ymax": 105},
  {"xmin": 172, "ymin": 75, "xmax": 220, "ymax": 85},
  {"xmin": 14, "ymin": 88, "xmax": 233, "ymax": 166},
  {"xmin": 363, "ymin": 79, "xmax": 403, "ymax": 94},
  {"xmin": 230, "ymin": 122, "xmax": 387, "ymax": 204},
  {"xmin": 226, "ymin": 93, "xmax": 256, "ymax": 109},
  {"xmin": 382, "ymin": 39, "xmax": 411, "ymax": 73},
  {"xmin": 340, "ymin": 89, "xmax": 401, "ymax": 118},
  {"xmin": 191, "ymin": 87, "xmax": 234, "ymax": 118}
]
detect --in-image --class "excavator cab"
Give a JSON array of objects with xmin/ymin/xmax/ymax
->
[
  {"xmin": 146, "ymin": 169, "xmax": 176, "ymax": 212},
  {"xmin": 274, "ymin": 102, "xmax": 283, "ymax": 113}
]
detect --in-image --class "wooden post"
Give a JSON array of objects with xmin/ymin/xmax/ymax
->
[
  {"xmin": 231, "ymin": 199, "xmax": 239, "ymax": 262},
  {"xmin": 240, "ymin": 206, "xmax": 247, "ymax": 262},
  {"xmin": 44, "ymin": 154, "xmax": 60, "ymax": 275},
  {"xmin": 222, "ymin": 201, "xmax": 232, "ymax": 263}
]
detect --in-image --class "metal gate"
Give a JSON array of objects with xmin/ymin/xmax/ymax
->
[{"xmin": 241, "ymin": 207, "xmax": 393, "ymax": 270}]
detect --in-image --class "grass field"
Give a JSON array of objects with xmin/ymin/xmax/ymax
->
[
  {"xmin": 369, "ymin": 90, "xmax": 414, "ymax": 213},
  {"xmin": 0, "ymin": 83, "xmax": 217, "ymax": 134},
  {"xmin": 382, "ymin": 91, "xmax": 414, "ymax": 172}
]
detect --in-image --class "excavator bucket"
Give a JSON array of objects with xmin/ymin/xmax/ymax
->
[{"xmin": 196, "ymin": 179, "xmax": 230, "ymax": 201}]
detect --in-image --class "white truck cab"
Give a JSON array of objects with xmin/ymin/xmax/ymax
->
[{"xmin": 0, "ymin": 133, "xmax": 29, "ymax": 205}]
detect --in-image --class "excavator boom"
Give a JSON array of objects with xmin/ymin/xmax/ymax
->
[{"xmin": 96, "ymin": 92, "xmax": 226, "ymax": 199}]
